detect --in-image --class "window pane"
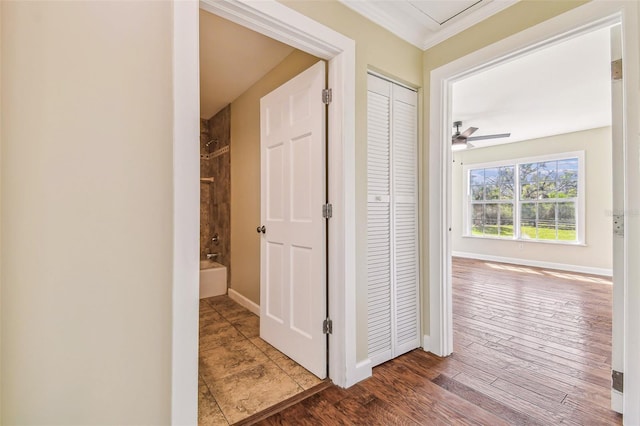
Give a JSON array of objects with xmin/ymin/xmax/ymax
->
[
  {"xmin": 484, "ymin": 204, "xmax": 499, "ymax": 235},
  {"xmin": 555, "ymin": 180, "xmax": 577, "ymax": 198},
  {"xmin": 498, "ymin": 166, "xmax": 514, "ymax": 200},
  {"xmin": 557, "ymin": 158, "xmax": 578, "ymax": 177},
  {"xmin": 471, "ymin": 185, "xmax": 484, "ymax": 201},
  {"xmin": 556, "ymin": 173, "xmax": 578, "ymax": 198},
  {"xmin": 537, "ymin": 202, "xmax": 557, "ymax": 240},
  {"xmin": 537, "ymin": 180, "xmax": 557, "ymax": 199},
  {"xmin": 484, "ymin": 168, "xmax": 499, "ymax": 186},
  {"xmin": 538, "ymin": 161, "xmax": 557, "ymax": 181},
  {"xmin": 520, "ymin": 162, "xmax": 538, "ymax": 200},
  {"xmin": 499, "ymin": 204, "xmax": 514, "ymax": 237},
  {"xmin": 557, "ymin": 158, "xmax": 578, "ymax": 197},
  {"xmin": 485, "ymin": 184, "xmax": 500, "ymax": 200},
  {"xmin": 521, "ymin": 182, "xmax": 537, "ymax": 200},
  {"xmin": 471, "ymin": 204, "xmax": 483, "ymax": 235},
  {"xmin": 520, "ymin": 163, "xmax": 538, "ymax": 184},
  {"xmin": 470, "ymin": 169, "xmax": 484, "ymax": 186},
  {"xmin": 520, "ymin": 203, "xmax": 536, "ymax": 239},
  {"xmin": 558, "ymin": 201, "xmax": 576, "ymax": 241}
]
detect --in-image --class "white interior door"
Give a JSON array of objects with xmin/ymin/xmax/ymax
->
[
  {"xmin": 259, "ymin": 61, "xmax": 327, "ymax": 379},
  {"xmin": 610, "ymin": 24, "xmax": 624, "ymax": 414}
]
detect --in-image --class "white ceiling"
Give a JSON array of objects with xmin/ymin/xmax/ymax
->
[
  {"xmin": 339, "ymin": 0, "xmax": 518, "ymax": 49},
  {"xmin": 200, "ymin": 10, "xmax": 294, "ymax": 119},
  {"xmin": 452, "ymin": 27, "xmax": 612, "ymax": 148}
]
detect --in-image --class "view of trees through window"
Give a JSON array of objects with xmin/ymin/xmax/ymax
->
[{"xmin": 469, "ymin": 157, "xmax": 579, "ymax": 242}]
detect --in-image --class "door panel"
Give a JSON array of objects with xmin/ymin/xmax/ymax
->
[{"xmin": 260, "ymin": 61, "xmax": 327, "ymax": 379}]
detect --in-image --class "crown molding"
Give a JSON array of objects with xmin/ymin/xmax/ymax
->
[{"xmin": 340, "ymin": 0, "xmax": 427, "ymax": 48}]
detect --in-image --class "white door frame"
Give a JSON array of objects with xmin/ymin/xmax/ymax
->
[
  {"xmin": 172, "ymin": 0, "xmax": 357, "ymax": 423},
  {"xmin": 427, "ymin": 0, "xmax": 640, "ymax": 422}
]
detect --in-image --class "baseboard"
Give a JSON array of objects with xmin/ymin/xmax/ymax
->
[
  {"xmin": 228, "ymin": 288, "xmax": 260, "ymax": 316},
  {"xmin": 345, "ymin": 359, "xmax": 372, "ymax": 387},
  {"xmin": 452, "ymin": 251, "xmax": 613, "ymax": 277},
  {"xmin": 422, "ymin": 334, "xmax": 433, "ymax": 354}
]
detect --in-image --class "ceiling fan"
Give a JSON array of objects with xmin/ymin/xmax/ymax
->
[{"xmin": 451, "ymin": 121, "xmax": 511, "ymax": 150}]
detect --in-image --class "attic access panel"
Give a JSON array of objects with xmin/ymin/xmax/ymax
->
[{"xmin": 409, "ymin": 0, "xmax": 483, "ymax": 26}]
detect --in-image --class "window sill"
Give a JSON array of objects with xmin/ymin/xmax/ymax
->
[{"xmin": 461, "ymin": 235, "xmax": 587, "ymax": 247}]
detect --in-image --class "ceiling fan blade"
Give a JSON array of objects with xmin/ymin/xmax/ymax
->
[
  {"xmin": 467, "ymin": 132, "xmax": 511, "ymax": 142},
  {"xmin": 459, "ymin": 126, "xmax": 478, "ymax": 139}
]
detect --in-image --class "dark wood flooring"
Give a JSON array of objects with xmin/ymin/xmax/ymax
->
[{"xmin": 256, "ymin": 257, "xmax": 621, "ymax": 425}]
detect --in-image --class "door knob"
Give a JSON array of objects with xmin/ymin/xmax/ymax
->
[{"xmin": 256, "ymin": 225, "xmax": 266, "ymax": 234}]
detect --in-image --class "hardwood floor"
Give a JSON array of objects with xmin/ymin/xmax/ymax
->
[{"xmin": 256, "ymin": 257, "xmax": 621, "ymax": 425}]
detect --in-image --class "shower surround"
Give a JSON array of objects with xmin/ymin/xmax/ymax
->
[{"xmin": 200, "ymin": 105, "xmax": 231, "ymax": 285}]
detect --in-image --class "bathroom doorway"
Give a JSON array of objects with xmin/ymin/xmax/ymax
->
[{"xmin": 197, "ymin": 9, "xmax": 330, "ymax": 424}]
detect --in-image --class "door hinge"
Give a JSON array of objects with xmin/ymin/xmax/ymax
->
[
  {"xmin": 612, "ymin": 370, "xmax": 624, "ymax": 393},
  {"xmin": 613, "ymin": 214, "xmax": 624, "ymax": 237},
  {"xmin": 322, "ymin": 203, "xmax": 333, "ymax": 219},
  {"xmin": 322, "ymin": 88, "xmax": 332, "ymax": 105},
  {"xmin": 323, "ymin": 318, "xmax": 333, "ymax": 334},
  {"xmin": 612, "ymin": 59, "xmax": 622, "ymax": 81}
]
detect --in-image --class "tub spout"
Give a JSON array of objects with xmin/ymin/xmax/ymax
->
[{"xmin": 206, "ymin": 253, "xmax": 220, "ymax": 260}]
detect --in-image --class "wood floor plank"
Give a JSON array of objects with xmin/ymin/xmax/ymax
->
[
  {"xmin": 432, "ymin": 374, "xmax": 543, "ymax": 426},
  {"xmin": 258, "ymin": 258, "xmax": 620, "ymax": 425}
]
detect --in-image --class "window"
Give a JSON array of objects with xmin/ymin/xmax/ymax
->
[
  {"xmin": 470, "ymin": 166, "xmax": 514, "ymax": 237},
  {"xmin": 464, "ymin": 152, "xmax": 584, "ymax": 244}
]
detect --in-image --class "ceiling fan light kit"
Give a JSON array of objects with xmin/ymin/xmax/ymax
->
[{"xmin": 451, "ymin": 139, "xmax": 469, "ymax": 151}]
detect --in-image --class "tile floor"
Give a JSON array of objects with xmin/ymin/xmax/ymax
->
[{"xmin": 198, "ymin": 295, "xmax": 322, "ymax": 425}]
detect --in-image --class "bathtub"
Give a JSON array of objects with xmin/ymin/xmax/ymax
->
[{"xmin": 200, "ymin": 260, "xmax": 227, "ymax": 299}]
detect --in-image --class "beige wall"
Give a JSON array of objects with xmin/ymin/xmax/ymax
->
[
  {"xmin": 1, "ymin": 2, "xmax": 173, "ymax": 423},
  {"xmin": 230, "ymin": 50, "xmax": 320, "ymax": 304},
  {"xmin": 0, "ymin": 1, "xmax": 3, "ymax": 418},
  {"xmin": 421, "ymin": 0, "xmax": 587, "ymax": 335},
  {"xmin": 452, "ymin": 127, "xmax": 613, "ymax": 271},
  {"xmin": 281, "ymin": 0, "xmax": 424, "ymax": 361}
]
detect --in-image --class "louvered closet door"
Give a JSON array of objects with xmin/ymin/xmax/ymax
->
[
  {"xmin": 367, "ymin": 75, "xmax": 393, "ymax": 366},
  {"xmin": 391, "ymin": 84, "xmax": 420, "ymax": 357},
  {"xmin": 367, "ymin": 74, "xmax": 419, "ymax": 367}
]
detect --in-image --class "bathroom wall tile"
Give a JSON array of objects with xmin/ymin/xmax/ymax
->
[
  {"xmin": 207, "ymin": 362, "xmax": 302, "ymax": 424},
  {"xmin": 199, "ymin": 376, "xmax": 228, "ymax": 426},
  {"xmin": 202, "ymin": 105, "xmax": 231, "ymax": 287},
  {"xmin": 200, "ymin": 117, "xmax": 214, "ymax": 259},
  {"xmin": 199, "ymin": 338, "xmax": 270, "ymax": 383}
]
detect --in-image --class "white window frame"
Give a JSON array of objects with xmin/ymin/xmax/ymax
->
[{"xmin": 462, "ymin": 151, "xmax": 585, "ymax": 245}]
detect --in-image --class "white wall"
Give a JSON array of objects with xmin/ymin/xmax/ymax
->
[
  {"xmin": 1, "ymin": 2, "xmax": 174, "ymax": 423},
  {"xmin": 452, "ymin": 127, "xmax": 613, "ymax": 273}
]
